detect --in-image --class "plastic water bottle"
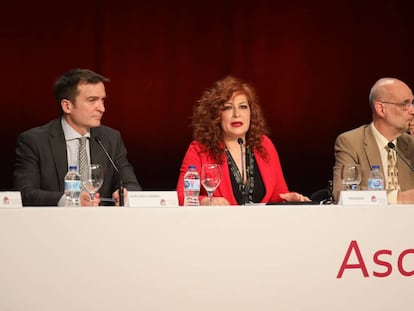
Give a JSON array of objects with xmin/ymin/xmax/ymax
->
[
  {"xmin": 64, "ymin": 165, "xmax": 82, "ymax": 206},
  {"xmin": 368, "ymin": 165, "xmax": 384, "ymax": 190},
  {"xmin": 183, "ymin": 165, "xmax": 200, "ymax": 206}
]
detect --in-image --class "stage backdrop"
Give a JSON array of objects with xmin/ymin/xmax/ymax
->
[{"xmin": 1, "ymin": 1, "xmax": 413, "ymax": 197}]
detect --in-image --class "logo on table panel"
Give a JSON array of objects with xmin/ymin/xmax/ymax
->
[{"xmin": 337, "ymin": 240, "xmax": 414, "ymax": 278}]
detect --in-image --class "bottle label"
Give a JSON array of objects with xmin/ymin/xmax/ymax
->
[
  {"xmin": 368, "ymin": 179, "xmax": 384, "ymax": 190},
  {"xmin": 72, "ymin": 180, "xmax": 82, "ymax": 192},
  {"xmin": 64, "ymin": 180, "xmax": 71, "ymax": 192},
  {"xmin": 184, "ymin": 179, "xmax": 200, "ymax": 190},
  {"xmin": 65, "ymin": 180, "xmax": 82, "ymax": 192}
]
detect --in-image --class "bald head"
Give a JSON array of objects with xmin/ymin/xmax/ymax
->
[{"xmin": 369, "ymin": 78, "xmax": 411, "ymax": 111}]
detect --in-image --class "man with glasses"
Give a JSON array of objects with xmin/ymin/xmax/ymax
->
[{"xmin": 333, "ymin": 77, "xmax": 414, "ymax": 203}]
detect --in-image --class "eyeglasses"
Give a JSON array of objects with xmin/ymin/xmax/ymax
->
[{"xmin": 379, "ymin": 99, "xmax": 414, "ymax": 111}]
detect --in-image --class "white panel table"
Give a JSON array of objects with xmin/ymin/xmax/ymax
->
[{"xmin": 1, "ymin": 205, "xmax": 413, "ymax": 311}]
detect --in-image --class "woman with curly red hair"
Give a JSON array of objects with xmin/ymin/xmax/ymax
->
[{"xmin": 177, "ymin": 76, "xmax": 309, "ymax": 205}]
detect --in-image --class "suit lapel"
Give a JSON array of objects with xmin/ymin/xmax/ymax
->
[
  {"xmin": 49, "ymin": 119, "xmax": 68, "ymax": 190},
  {"xmin": 204, "ymin": 149, "xmax": 236, "ymax": 204},
  {"xmin": 363, "ymin": 125, "xmax": 382, "ymax": 170},
  {"xmin": 396, "ymin": 135, "xmax": 414, "ymax": 190},
  {"xmin": 217, "ymin": 159, "xmax": 235, "ymax": 203},
  {"xmin": 89, "ymin": 129, "xmax": 108, "ymax": 167}
]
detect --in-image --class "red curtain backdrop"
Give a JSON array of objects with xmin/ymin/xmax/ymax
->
[{"xmin": 1, "ymin": 1, "xmax": 414, "ymax": 197}]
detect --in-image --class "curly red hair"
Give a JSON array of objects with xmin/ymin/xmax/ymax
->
[{"xmin": 192, "ymin": 75, "xmax": 269, "ymax": 163}]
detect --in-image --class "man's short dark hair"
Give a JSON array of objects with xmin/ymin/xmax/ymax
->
[{"xmin": 54, "ymin": 68, "xmax": 110, "ymax": 114}]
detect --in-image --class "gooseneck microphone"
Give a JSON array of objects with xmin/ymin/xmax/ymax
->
[
  {"xmin": 237, "ymin": 138, "xmax": 247, "ymax": 205},
  {"xmin": 95, "ymin": 137, "xmax": 125, "ymax": 206},
  {"xmin": 387, "ymin": 142, "xmax": 414, "ymax": 172}
]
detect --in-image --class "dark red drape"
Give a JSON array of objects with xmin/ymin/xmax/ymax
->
[{"xmin": 2, "ymin": 1, "xmax": 414, "ymax": 196}]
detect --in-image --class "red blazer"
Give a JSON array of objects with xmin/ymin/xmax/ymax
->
[{"xmin": 176, "ymin": 135, "xmax": 289, "ymax": 205}]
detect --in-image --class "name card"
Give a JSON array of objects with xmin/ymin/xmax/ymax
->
[
  {"xmin": 0, "ymin": 191, "xmax": 22, "ymax": 208},
  {"xmin": 338, "ymin": 190, "xmax": 388, "ymax": 206},
  {"xmin": 127, "ymin": 191, "xmax": 179, "ymax": 207}
]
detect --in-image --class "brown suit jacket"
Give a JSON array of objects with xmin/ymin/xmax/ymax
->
[{"xmin": 333, "ymin": 124, "xmax": 414, "ymax": 202}]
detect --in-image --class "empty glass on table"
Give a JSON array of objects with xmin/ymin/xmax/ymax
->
[
  {"xmin": 341, "ymin": 164, "xmax": 361, "ymax": 190},
  {"xmin": 82, "ymin": 164, "xmax": 104, "ymax": 205},
  {"xmin": 201, "ymin": 164, "xmax": 222, "ymax": 206}
]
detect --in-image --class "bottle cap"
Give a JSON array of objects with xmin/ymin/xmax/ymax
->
[
  {"xmin": 371, "ymin": 165, "xmax": 380, "ymax": 169},
  {"xmin": 188, "ymin": 165, "xmax": 196, "ymax": 170},
  {"xmin": 69, "ymin": 165, "xmax": 78, "ymax": 171}
]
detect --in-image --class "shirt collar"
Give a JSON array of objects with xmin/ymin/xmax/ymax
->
[
  {"xmin": 370, "ymin": 122, "xmax": 396, "ymax": 149},
  {"xmin": 61, "ymin": 117, "xmax": 90, "ymax": 141}
]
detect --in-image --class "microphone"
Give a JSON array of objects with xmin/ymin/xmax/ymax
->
[
  {"xmin": 387, "ymin": 142, "xmax": 414, "ymax": 171},
  {"xmin": 95, "ymin": 137, "xmax": 125, "ymax": 206},
  {"xmin": 237, "ymin": 138, "xmax": 247, "ymax": 205}
]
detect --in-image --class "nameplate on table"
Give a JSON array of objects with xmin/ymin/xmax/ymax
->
[
  {"xmin": 0, "ymin": 191, "xmax": 22, "ymax": 208},
  {"xmin": 338, "ymin": 190, "xmax": 388, "ymax": 206},
  {"xmin": 127, "ymin": 191, "xmax": 179, "ymax": 207}
]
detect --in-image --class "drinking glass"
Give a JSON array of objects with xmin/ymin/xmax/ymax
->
[
  {"xmin": 341, "ymin": 164, "xmax": 361, "ymax": 190},
  {"xmin": 201, "ymin": 164, "xmax": 222, "ymax": 206},
  {"xmin": 82, "ymin": 164, "xmax": 104, "ymax": 205}
]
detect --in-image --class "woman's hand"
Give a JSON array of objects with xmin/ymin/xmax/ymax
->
[
  {"xmin": 409, "ymin": 121, "xmax": 414, "ymax": 136},
  {"xmin": 280, "ymin": 192, "xmax": 311, "ymax": 202},
  {"xmin": 112, "ymin": 188, "xmax": 128, "ymax": 206},
  {"xmin": 200, "ymin": 196, "xmax": 231, "ymax": 206},
  {"xmin": 80, "ymin": 191, "xmax": 100, "ymax": 207}
]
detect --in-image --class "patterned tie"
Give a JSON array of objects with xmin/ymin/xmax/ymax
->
[
  {"xmin": 78, "ymin": 137, "xmax": 89, "ymax": 183},
  {"xmin": 386, "ymin": 145, "xmax": 400, "ymax": 191}
]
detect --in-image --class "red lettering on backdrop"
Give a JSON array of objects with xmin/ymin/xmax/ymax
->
[
  {"xmin": 337, "ymin": 240, "xmax": 369, "ymax": 278},
  {"xmin": 398, "ymin": 249, "xmax": 414, "ymax": 277},
  {"xmin": 373, "ymin": 249, "xmax": 392, "ymax": 277}
]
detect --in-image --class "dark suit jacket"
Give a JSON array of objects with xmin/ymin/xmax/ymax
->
[
  {"xmin": 14, "ymin": 118, "xmax": 141, "ymax": 206},
  {"xmin": 333, "ymin": 124, "xmax": 414, "ymax": 201}
]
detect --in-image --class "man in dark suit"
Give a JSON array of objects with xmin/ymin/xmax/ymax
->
[
  {"xmin": 14, "ymin": 68, "xmax": 141, "ymax": 206},
  {"xmin": 333, "ymin": 77, "xmax": 414, "ymax": 203}
]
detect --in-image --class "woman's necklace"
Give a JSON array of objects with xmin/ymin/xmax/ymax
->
[{"xmin": 225, "ymin": 146, "xmax": 255, "ymax": 204}]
